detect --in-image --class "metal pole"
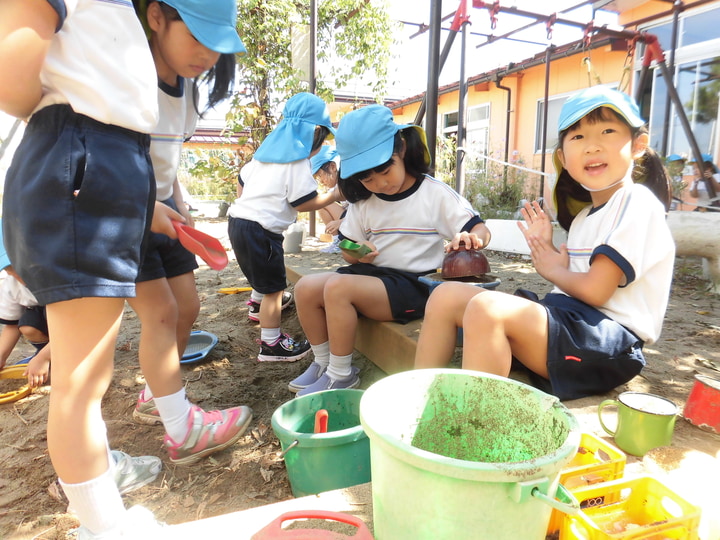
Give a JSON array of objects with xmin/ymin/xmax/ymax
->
[
  {"xmin": 455, "ymin": 4, "xmax": 470, "ymax": 195},
  {"xmin": 661, "ymin": 1, "xmax": 681, "ymax": 156},
  {"xmin": 539, "ymin": 45, "xmax": 553, "ymax": 200},
  {"xmin": 425, "ymin": 0, "xmax": 442, "ymax": 168},
  {"xmin": 309, "ymin": 0, "xmax": 317, "ymax": 237}
]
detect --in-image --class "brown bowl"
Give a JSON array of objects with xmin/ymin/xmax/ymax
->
[{"xmin": 441, "ymin": 244, "xmax": 490, "ymax": 279}]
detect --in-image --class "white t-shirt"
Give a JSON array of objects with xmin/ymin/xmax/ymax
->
[
  {"xmin": 228, "ymin": 159, "xmax": 318, "ymax": 234},
  {"xmin": 151, "ymin": 78, "xmax": 198, "ymax": 201},
  {"xmin": 0, "ymin": 276, "xmax": 39, "ymax": 323},
  {"xmin": 34, "ymin": 0, "xmax": 158, "ymax": 133},
  {"xmin": 551, "ymin": 183, "xmax": 675, "ymax": 344},
  {"xmin": 339, "ymin": 176, "xmax": 481, "ymax": 273}
]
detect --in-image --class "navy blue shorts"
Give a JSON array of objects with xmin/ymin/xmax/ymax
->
[
  {"xmin": 2, "ymin": 105, "xmax": 155, "ymax": 304},
  {"xmin": 136, "ymin": 198, "xmax": 198, "ymax": 282},
  {"xmin": 335, "ymin": 263, "xmax": 431, "ymax": 324},
  {"xmin": 19, "ymin": 306, "xmax": 48, "ymax": 337},
  {"xmin": 513, "ymin": 290, "xmax": 645, "ymax": 401},
  {"xmin": 228, "ymin": 217, "xmax": 287, "ymax": 294}
]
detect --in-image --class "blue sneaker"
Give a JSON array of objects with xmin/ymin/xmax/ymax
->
[
  {"xmin": 288, "ymin": 362, "xmax": 327, "ymax": 392},
  {"xmin": 296, "ymin": 367, "xmax": 360, "ymax": 397}
]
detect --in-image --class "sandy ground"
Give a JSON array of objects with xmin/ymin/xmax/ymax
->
[{"xmin": 1, "ymin": 216, "xmax": 719, "ymax": 539}]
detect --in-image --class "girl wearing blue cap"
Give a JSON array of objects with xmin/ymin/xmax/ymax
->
[
  {"xmin": 228, "ymin": 92, "xmax": 342, "ymax": 361},
  {"xmin": 291, "ymin": 105, "xmax": 491, "ymax": 396},
  {"xmin": 0, "ymin": 0, "xmax": 187, "ymax": 535},
  {"xmin": 689, "ymin": 154, "xmax": 720, "ymax": 211},
  {"xmin": 311, "ymin": 146, "xmax": 346, "ymax": 252},
  {"xmin": 415, "ymin": 86, "xmax": 675, "ymax": 401}
]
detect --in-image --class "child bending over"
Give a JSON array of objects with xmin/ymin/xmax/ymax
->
[{"xmin": 292, "ymin": 105, "xmax": 491, "ymax": 396}]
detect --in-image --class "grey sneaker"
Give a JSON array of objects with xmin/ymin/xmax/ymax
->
[
  {"xmin": 296, "ymin": 367, "xmax": 360, "ymax": 397},
  {"xmin": 132, "ymin": 390, "xmax": 162, "ymax": 426},
  {"xmin": 288, "ymin": 362, "xmax": 327, "ymax": 392},
  {"xmin": 111, "ymin": 450, "xmax": 162, "ymax": 495}
]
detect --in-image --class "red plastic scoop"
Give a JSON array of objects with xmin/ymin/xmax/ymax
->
[
  {"xmin": 314, "ymin": 409, "xmax": 329, "ymax": 433},
  {"xmin": 172, "ymin": 221, "xmax": 228, "ymax": 271}
]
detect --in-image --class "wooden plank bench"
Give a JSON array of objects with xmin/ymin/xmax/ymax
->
[{"xmin": 285, "ymin": 264, "xmax": 420, "ymax": 374}]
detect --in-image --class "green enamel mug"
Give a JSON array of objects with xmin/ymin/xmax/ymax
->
[{"xmin": 597, "ymin": 392, "xmax": 678, "ymax": 457}]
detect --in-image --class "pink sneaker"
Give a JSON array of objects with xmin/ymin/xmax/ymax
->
[{"xmin": 164, "ymin": 405, "xmax": 253, "ymax": 465}]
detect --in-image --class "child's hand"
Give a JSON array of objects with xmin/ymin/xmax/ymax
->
[
  {"xmin": 446, "ymin": 231, "xmax": 485, "ymax": 252},
  {"xmin": 24, "ymin": 349, "xmax": 50, "ymax": 388},
  {"xmin": 341, "ymin": 242, "xmax": 377, "ymax": 264},
  {"xmin": 518, "ymin": 200, "xmax": 555, "ymax": 247},
  {"xmin": 151, "ymin": 202, "xmax": 184, "ymax": 238},
  {"xmin": 325, "ymin": 219, "xmax": 341, "ymax": 235},
  {"xmin": 527, "ymin": 237, "xmax": 569, "ymax": 282}
]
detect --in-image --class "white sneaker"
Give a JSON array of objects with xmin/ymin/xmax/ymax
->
[{"xmin": 73, "ymin": 505, "xmax": 166, "ymax": 539}]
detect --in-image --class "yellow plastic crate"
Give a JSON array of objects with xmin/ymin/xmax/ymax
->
[
  {"xmin": 547, "ymin": 433, "xmax": 627, "ymax": 536},
  {"xmin": 559, "ymin": 476, "xmax": 701, "ymax": 540}
]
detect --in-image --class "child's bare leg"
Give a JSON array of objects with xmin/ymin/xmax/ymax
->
[
  {"xmin": 414, "ymin": 282, "xmax": 483, "ymax": 369},
  {"xmin": 128, "ymin": 279, "xmax": 182, "ymax": 398},
  {"xmin": 46, "ymin": 297, "xmax": 124, "ymax": 483},
  {"xmin": 295, "ymin": 273, "xmax": 335, "ymax": 344},
  {"xmin": 323, "ymin": 273, "xmax": 392, "ymax": 356},
  {"xmin": 168, "ymin": 271, "xmax": 200, "ymax": 355},
  {"xmin": 259, "ymin": 290, "xmax": 282, "ymax": 329},
  {"xmin": 461, "ymin": 291, "xmax": 549, "ymax": 377}
]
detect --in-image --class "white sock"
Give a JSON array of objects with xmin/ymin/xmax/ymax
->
[
  {"xmin": 59, "ymin": 459, "xmax": 126, "ymax": 535},
  {"xmin": 326, "ymin": 353, "xmax": 354, "ymax": 380},
  {"xmin": 142, "ymin": 384, "xmax": 153, "ymax": 400},
  {"xmin": 154, "ymin": 388, "xmax": 192, "ymax": 443},
  {"xmin": 311, "ymin": 342, "xmax": 330, "ymax": 368},
  {"xmin": 261, "ymin": 328, "xmax": 281, "ymax": 344},
  {"xmin": 251, "ymin": 290, "xmax": 264, "ymax": 303}
]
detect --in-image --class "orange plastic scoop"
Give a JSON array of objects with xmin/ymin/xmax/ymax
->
[
  {"xmin": 314, "ymin": 409, "xmax": 329, "ymax": 433},
  {"xmin": 172, "ymin": 221, "xmax": 228, "ymax": 271}
]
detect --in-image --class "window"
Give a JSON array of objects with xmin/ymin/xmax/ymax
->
[
  {"xmin": 640, "ymin": 5, "xmax": 720, "ymax": 158},
  {"xmin": 534, "ymin": 95, "xmax": 567, "ymax": 154}
]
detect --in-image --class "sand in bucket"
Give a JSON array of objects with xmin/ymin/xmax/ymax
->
[
  {"xmin": 411, "ymin": 375, "xmax": 568, "ymax": 463},
  {"xmin": 360, "ymin": 369, "xmax": 579, "ymax": 540}
]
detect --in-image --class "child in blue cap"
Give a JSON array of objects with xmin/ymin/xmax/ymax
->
[
  {"xmin": 689, "ymin": 153, "xmax": 720, "ymax": 211},
  {"xmin": 290, "ymin": 104, "xmax": 491, "ymax": 395},
  {"xmin": 127, "ymin": 0, "xmax": 253, "ymax": 468},
  {"xmin": 415, "ymin": 86, "xmax": 675, "ymax": 401},
  {"xmin": 311, "ymin": 145, "xmax": 346, "ymax": 252},
  {"xmin": 0, "ymin": 0, "xmax": 188, "ymax": 535},
  {"xmin": 228, "ymin": 92, "xmax": 342, "ymax": 361}
]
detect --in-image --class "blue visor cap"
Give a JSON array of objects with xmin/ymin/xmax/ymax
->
[
  {"xmin": 162, "ymin": 0, "xmax": 246, "ymax": 53},
  {"xmin": 310, "ymin": 146, "xmax": 338, "ymax": 174},
  {"xmin": 254, "ymin": 93, "xmax": 336, "ymax": 164},
  {"xmin": 336, "ymin": 105, "xmax": 430, "ymax": 179},
  {"xmin": 666, "ymin": 154, "xmax": 684, "ymax": 162},
  {"xmin": 0, "ymin": 219, "xmax": 9, "ymax": 271},
  {"xmin": 558, "ymin": 86, "xmax": 645, "ymax": 132}
]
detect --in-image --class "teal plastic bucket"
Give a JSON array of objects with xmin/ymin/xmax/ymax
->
[
  {"xmin": 272, "ymin": 389, "xmax": 370, "ymax": 497},
  {"xmin": 359, "ymin": 369, "xmax": 580, "ymax": 540}
]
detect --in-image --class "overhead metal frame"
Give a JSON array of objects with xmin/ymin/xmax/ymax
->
[{"xmin": 413, "ymin": 0, "xmax": 715, "ymax": 199}]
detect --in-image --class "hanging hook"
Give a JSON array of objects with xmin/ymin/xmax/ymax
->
[
  {"xmin": 546, "ymin": 13, "xmax": 556, "ymax": 40},
  {"xmin": 489, "ymin": 1, "xmax": 500, "ymax": 31}
]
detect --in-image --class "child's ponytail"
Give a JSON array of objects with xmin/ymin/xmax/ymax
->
[{"xmin": 632, "ymin": 146, "xmax": 672, "ymax": 212}]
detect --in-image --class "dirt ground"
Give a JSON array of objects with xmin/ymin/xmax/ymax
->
[{"xmin": 1, "ymin": 216, "xmax": 719, "ymax": 539}]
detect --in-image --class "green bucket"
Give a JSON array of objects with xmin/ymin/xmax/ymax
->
[
  {"xmin": 271, "ymin": 389, "xmax": 370, "ymax": 497},
  {"xmin": 359, "ymin": 369, "xmax": 581, "ymax": 540}
]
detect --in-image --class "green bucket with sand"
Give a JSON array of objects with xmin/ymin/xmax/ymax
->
[{"xmin": 359, "ymin": 369, "xmax": 581, "ymax": 540}]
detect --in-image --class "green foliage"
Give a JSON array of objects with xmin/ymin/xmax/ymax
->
[
  {"xmin": 435, "ymin": 136, "xmax": 534, "ymax": 219},
  {"xmin": 229, "ymin": 0, "xmax": 397, "ymax": 148},
  {"xmin": 180, "ymin": 149, "xmax": 239, "ymax": 202}
]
